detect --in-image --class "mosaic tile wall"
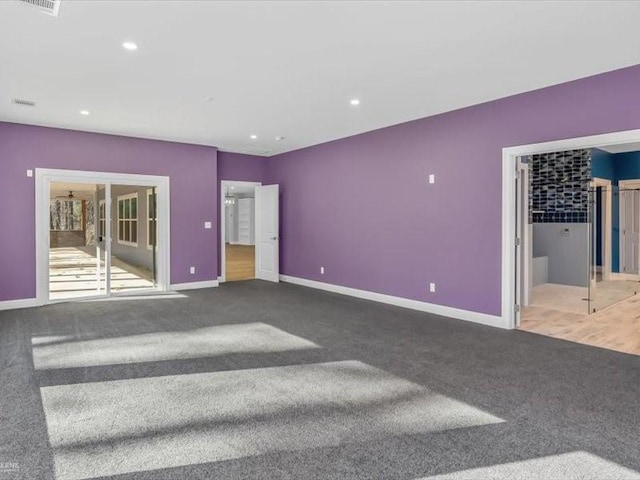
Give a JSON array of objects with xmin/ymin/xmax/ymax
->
[{"xmin": 529, "ymin": 149, "xmax": 591, "ymax": 223}]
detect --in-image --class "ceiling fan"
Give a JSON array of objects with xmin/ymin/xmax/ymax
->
[{"xmin": 53, "ymin": 190, "xmax": 76, "ymax": 200}]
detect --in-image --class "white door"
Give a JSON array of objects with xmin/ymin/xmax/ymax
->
[
  {"xmin": 620, "ymin": 187, "xmax": 640, "ymax": 275},
  {"xmin": 514, "ymin": 158, "xmax": 529, "ymax": 327},
  {"xmin": 255, "ymin": 184, "xmax": 280, "ymax": 282}
]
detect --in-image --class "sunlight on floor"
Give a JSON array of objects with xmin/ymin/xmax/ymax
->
[
  {"xmin": 40, "ymin": 360, "xmax": 504, "ymax": 480},
  {"xmin": 32, "ymin": 323, "xmax": 320, "ymax": 370},
  {"xmin": 49, "ymin": 247, "xmax": 155, "ymax": 300},
  {"xmin": 418, "ymin": 451, "xmax": 640, "ymax": 479}
]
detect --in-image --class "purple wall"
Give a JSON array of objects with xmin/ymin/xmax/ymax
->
[
  {"xmin": 268, "ymin": 64, "xmax": 640, "ymax": 316},
  {"xmin": 216, "ymin": 151, "xmax": 268, "ymax": 276},
  {"xmin": 0, "ymin": 123, "xmax": 218, "ymax": 301}
]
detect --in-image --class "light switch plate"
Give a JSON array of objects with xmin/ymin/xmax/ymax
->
[
  {"xmin": 429, "ymin": 174, "xmax": 435, "ymax": 184},
  {"xmin": 204, "ymin": 221, "xmax": 212, "ymax": 229},
  {"xmin": 26, "ymin": 169, "xmax": 33, "ymax": 177}
]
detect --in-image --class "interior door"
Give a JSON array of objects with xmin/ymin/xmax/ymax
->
[
  {"xmin": 514, "ymin": 158, "xmax": 529, "ymax": 327},
  {"xmin": 620, "ymin": 187, "xmax": 640, "ymax": 275},
  {"xmin": 255, "ymin": 184, "xmax": 280, "ymax": 282}
]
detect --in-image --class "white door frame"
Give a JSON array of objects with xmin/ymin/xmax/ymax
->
[
  {"xmin": 36, "ymin": 168, "xmax": 171, "ymax": 305},
  {"xmin": 591, "ymin": 177, "xmax": 612, "ymax": 281},
  {"xmin": 502, "ymin": 128, "xmax": 640, "ymax": 329},
  {"xmin": 219, "ymin": 180, "xmax": 261, "ymax": 282},
  {"xmin": 618, "ymin": 179, "xmax": 640, "ymax": 279}
]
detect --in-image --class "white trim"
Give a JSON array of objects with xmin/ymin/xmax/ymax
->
[
  {"xmin": 116, "ymin": 192, "xmax": 139, "ymax": 247},
  {"xmin": 503, "ymin": 129, "xmax": 640, "ymax": 329},
  {"xmin": 591, "ymin": 178, "xmax": 612, "ymax": 281},
  {"xmin": 611, "ymin": 273, "xmax": 640, "ymax": 282},
  {"xmin": 146, "ymin": 188, "xmax": 158, "ymax": 250},
  {"xmin": 611, "ymin": 272, "xmax": 640, "ymax": 281},
  {"xmin": 280, "ymin": 275, "xmax": 507, "ymax": 329},
  {"xmin": 171, "ymin": 280, "xmax": 219, "ymax": 290},
  {"xmin": 0, "ymin": 297, "xmax": 40, "ymax": 311},
  {"xmin": 220, "ymin": 180, "xmax": 261, "ymax": 282},
  {"xmin": 36, "ymin": 168, "xmax": 171, "ymax": 305}
]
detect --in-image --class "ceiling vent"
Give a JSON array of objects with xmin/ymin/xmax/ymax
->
[
  {"xmin": 19, "ymin": 0, "xmax": 61, "ymax": 17},
  {"xmin": 238, "ymin": 147, "xmax": 271, "ymax": 157},
  {"xmin": 13, "ymin": 98, "xmax": 36, "ymax": 107}
]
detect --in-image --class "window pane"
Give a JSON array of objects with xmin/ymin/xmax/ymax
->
[
  {"xmin": 131, "ymin": 221, "xmax": 137, "ymax": 243},
  {"xmin": 119, "ymin": 220, "xmax": 125, "ymax": 240},
  {"xmin": 149, "ymin": 221, "xmax": 156, "ymax": 246},
  {"xmin": 131, "ymin": 198, "xmax": 137, "ymax": 219},
  {"xmin": 118, "ymin": 200, "xmax": 124, "ymax": 219},
  {"xmin": 124, "ymin": 221, "xmax": 130, "ymax": 242},
  {"xmin": 124, "ymin": 199, "xmax": 130, "ymax": 219}
]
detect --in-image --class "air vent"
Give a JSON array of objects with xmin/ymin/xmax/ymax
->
[
  {"xmin": 13, "ymin": 98, "xmax": 36, "ymax": 107},
  {"xmin": 238, "ymin": 147, "xmax": 271, "ymax": 157},
  {"xmin": 19, "ymin": 0, "xmax": 61, "ymax": 17}
]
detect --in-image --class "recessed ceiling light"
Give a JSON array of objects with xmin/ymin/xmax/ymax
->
[
  {"xmin": 204, "ymin": 96, "xmax": 214, "ymax": 102},
  {"xmin": 122, "ymin": 41, "xmax": 138, "ymax": 51},
  {"xmin": 275, "ymin": 136, "xmax": 285, "ymax": 141},
  {"xmin": 80, "ymin": 110, "xmax": 90, "ymax": 116},
  {"xmin": 250, "ymin": 134, "xmax": 258, "ymax": 140},
  {"xmin": 350, "ymin": 98, "xmax": 360, "ymax": 106}
]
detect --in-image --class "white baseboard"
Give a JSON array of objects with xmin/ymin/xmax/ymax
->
[
  {"xmin": 0, "ymin": 297, "xmax": 40, "ymax": 311},
  {"xmin": 611, "ymin": 272, "xmax": 640, "ymax": 281},
  {"xmin": 217, "ymin": 276, "xmax": 224, "ymax": 283},
  {"xmin": 280, "ymin": 275, "xmax": 508, "ymax": 329},
  {"xmin": 171, "ymin": 280, "xmax": 219, "ymax": 291}
]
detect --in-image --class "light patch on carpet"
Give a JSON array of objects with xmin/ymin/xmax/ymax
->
[
  {"xmin": 31, "ymin": 335, "xmax": 74, "ymax": 347},
  {"xmin": 40, "ymin": 360, "xmax": 503, "ymax": 480},
  {"xmin": 418, "ymin": 451, "xmax": 640, "ymax": 479},
  {"xmin": 32, "ymin": 323, "xmax": 319, "ymax": 370}
]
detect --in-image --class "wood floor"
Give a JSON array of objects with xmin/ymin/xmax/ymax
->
[
  {"xmin": 528, "ymin": 280, "xmax": 639, "ymax": 315},
  {"xmin": 49, "ymin": 247, "xmax": 155, "ymax": 300},
  {"xmin": 225, "ymin": 244, "xmax": 255, "ymax": 282},
  {"xmin": 520, "ymin": 293, "xmax": 640, "ymax": 355}
]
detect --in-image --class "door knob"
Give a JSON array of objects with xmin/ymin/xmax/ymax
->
[{"xmin": 271, "ymin": 236, "xmax": 278, "ymax": 241}]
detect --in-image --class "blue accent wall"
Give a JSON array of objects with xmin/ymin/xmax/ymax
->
[
  {"xmin": 615, "ymin": 151, "xmax": 640, "ymax": 180},
  {"xmin": 591, "ymin": 148, "xmax": 615, "ymax": 180}
]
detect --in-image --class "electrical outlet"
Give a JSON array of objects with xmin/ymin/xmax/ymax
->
[
  {"xmin": 26, "ymin": 169, "xmax": 33, "ymax": 178},
  {"xmin": 190, "ymin": 266, "xmax": 196, "ymax": 274},
  {"xmin": 429, "ymin": 174, "xmax": 435, "ymax": 184},
  {"xmin": 320, "ymin": 266, "xmax": 325, "ymax": 275},
  {"xmin": 204, "ymin": 221, "xmax": 212, "ymax": 229},
  {"xmin": 429, "ymin": 282, "xmax": 436, "ymax": 293}
]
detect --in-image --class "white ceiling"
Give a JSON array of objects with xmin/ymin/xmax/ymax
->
[
  {"xmin": 2, "ymin": 1, "xmax": 640, "ymax": 157},
  {"xmin": 50, "ymin": 182, "xmax": 96, "ymax": 200},
  {"xmin": 598, "ymin": 142, "xmax": 640, "ymax": 154}
]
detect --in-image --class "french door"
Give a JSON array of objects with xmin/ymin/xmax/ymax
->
[{"xmin": 36, "ymin": 169, "xmax": 169, "ymax": 304}]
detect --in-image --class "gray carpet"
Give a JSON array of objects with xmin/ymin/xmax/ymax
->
[{"xmin": 1, "ymin": 280, "xmax": 640, "ymax": 480}]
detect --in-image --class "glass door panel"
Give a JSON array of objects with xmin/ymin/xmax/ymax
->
[
  {"xmin": 48, "ymin": 181, "xmax": 106, "ymax": 300},
  {"xmin": 110, "ymin": 185, "xmax": 157, "ymax": 293},
  {"xmin": 589, "ymin": 184, "xmax": 640, "ymax": 314}
]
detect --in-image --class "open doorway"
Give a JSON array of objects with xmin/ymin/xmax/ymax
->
[
  {"xmin": 220, "ymin": 181, "xmax": 280, "ymax": 283},
  {"xmin": 511, "ymin": 142, "xmax": 640, "ymax": 355},
  {"xmin": 37, "ymin": 169, "xmax": 170, "ymax": 304},
  {"xmin": 222, "ymin": 181, "xmax": 259, "ymax": 282}
]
